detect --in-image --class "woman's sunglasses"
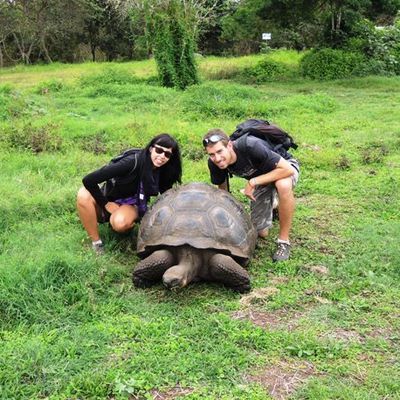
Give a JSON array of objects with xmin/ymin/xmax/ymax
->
[{"xmin": 153, "ymin": 145, "xmax": 172, "ymax": 159}]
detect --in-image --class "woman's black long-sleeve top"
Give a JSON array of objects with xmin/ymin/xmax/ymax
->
[{"xmin": 82, "ymin": 152, "xmax": 148, "ymax": 209}]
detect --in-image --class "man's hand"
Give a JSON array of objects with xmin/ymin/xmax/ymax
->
[
  {"xmin": 242, "ymin": 178, "xmax": 257, "ymax": 201},
  {"xmin": 105, "ymin": 201, "xmax": 120, "ymax": 214}
]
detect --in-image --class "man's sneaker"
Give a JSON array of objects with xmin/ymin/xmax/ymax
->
[
  {"xmin": 92, "ymin": 242, "xmax": 105, "ymax": 255},
  {"xmin": 272, "ymin": 242, "xmax": 290, "ymax": 262}
]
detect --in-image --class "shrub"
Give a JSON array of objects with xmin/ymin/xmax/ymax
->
[
  {"xmin": 79, "ymin": 68, "xmax": 140, "ymax": 87},
  {"xmin": 79, "ymin": 131, "xmax": 109, "ymax": 155},
  {"xmin": 241, "ymin": 59, "xmax": 292, "ymax": 83},
  {"xmin": 300, "ymin": 48, "xmax": 364, "ymax": 80},
  {"xmin": 3, "ymin": 123, "xmax": 63, "ymax": 153},
  {"xmin": 360, "ymin": 142, "xmax": 389, "ymax": 165},
  {"xmin": 346, "ymin": 20, "xmax": 400, "ymax": 76},
  {"xmin": 149, "ymin": 0, "xmax": 198, "ymax": 90},
  {"xmin": 35, "ymin": 79, "xmax": 65, "ymax": 95}
]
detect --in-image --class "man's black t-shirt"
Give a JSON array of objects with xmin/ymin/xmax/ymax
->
[{"xmin": 208, "ymin": 135, "xmax": 282, "ymax": 185}]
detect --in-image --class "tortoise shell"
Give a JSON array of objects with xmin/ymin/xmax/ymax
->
[{"xmin": 137, "ymin": 182, "xmax": 257, "ymax": 264}]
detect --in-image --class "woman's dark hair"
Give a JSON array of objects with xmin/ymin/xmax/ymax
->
[{"xmin": 140, "ymin": 133, "xmax": 182, "ymax": 194}]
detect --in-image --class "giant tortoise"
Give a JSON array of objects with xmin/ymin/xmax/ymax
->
[{"xmin": 132, "ymin": 182, "xmax": 257, "ymax": 292}]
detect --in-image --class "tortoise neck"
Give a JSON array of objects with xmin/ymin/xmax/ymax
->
[{"xmin": 162, "ymin": 245, "xmax": 202, "ymax": 289}]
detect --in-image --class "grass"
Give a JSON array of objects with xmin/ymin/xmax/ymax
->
[{"xmin": 0, "ymin": 53, "xmax": 399, "ymax": 399}]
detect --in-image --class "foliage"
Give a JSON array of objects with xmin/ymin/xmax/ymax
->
[
  {"xmin": 241, "ymin": 58, "xmax": 294, "ymax": 83},
  {"xmin": 220, "ymin": 0, "xmax": 400, "ymax": 55},
  {"xmin": 346, "ymin": 19, "xmax": 400, "ymax": 75},
  {"xmin": 0, "ymin": 0, "xmax": 89, "ymax": 65},
  {"xmin": 147, "ymin": 0, "xmax": 199, "ymax": 89},
  {"xmin": 1, "ymin": 0, "xmax": 400, "ymax": 64},
  {"xmin": 1, "ymin": 123, "xmax": 63, "ymax": 153},
  {"xmin": 83, "ymin": 0, "xmax": 135, "ymax": 62},
  {"xmin": 300, "ymin": 48, "xmax": 365, "ymax": 80}
]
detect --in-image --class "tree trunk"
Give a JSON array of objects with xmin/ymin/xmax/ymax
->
[
  {"xmin": 40, "ymin": 35, "xmax": 52, "ymax": 63},
  {"xmin": 91, "ymin": 43, "xmax": 96, "ymax": 62}
]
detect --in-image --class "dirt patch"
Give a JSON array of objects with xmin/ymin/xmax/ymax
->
[
  {"xmin": 304, "ymin": 265, "xmax": 329, "ymax": 275},
  {"xmin": 268, "ymin": 276, "xmax": 290, "ymax": 286},
  {"xmin": 247, "ymin": 359, "xmax": 318, "ymax": 399},
  {"xmin": 365, "ymin": 327, "xmax": 398, "ymax": 343},
  {"xmin": 320, "ymin": 327, "xmax": 398, "ymax": 344},
  {"xmin": 150, "ymin": 386, "xmax": 194, "ymax": 399},
  {"xmin": 239, "ymin": 287, "xmax": 280, "ymax": 307},
  {"xmin": 232, "ymin": 307, "xmax": 308, "ymax": 331},
  {"xmin": 319, "ymin": 328, "xmax": 363, "ymax": 343}
]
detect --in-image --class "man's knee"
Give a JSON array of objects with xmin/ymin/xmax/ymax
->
[
  {"xmin": 275, "ymin": 178, "xmax": 293, "ymax": 198},
  {"xmin": 258, "ymin": 228, "xmax": 269, "ymax": 238}
]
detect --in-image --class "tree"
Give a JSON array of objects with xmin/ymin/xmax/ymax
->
[
  {"xmin": 220, "ymin": 0, "xmax": 399, "ymax": 53},
  {"xmin": 197, "ymin": 0, "xmax": 238, "ymax": 54},
  {"xmin": 83, "ymin": 0, "xmax": 135, "ymax": 61},
  {"xmin": 148, "ymin": 0, "xmax": 199, "ymax": 89},
  {"xmin": 0, "ymin": 0, "xmax": 89, "ymax": 64},
  {"xmin": 220, "ymin": 0, "xmax": 322, "ymax": 53},
  {"xmin": 122, "ymin": 0, "xmax": 224, "ymax": 57}
]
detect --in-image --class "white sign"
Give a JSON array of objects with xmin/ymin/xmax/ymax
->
[{"xmin": 262, "ymin": 33, "xmax": 271, "ymax": 40}]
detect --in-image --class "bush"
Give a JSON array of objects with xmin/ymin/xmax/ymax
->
[
  {"xmin": 79, "ymin": 68, "xmax": 140, "ymax": 87},
  {"xmin": 300, "ymin": 48, "xmax": 364, "ymax": 80},
  {"xmin": 346, "ymin": 20, "xmax": 400, "ymax": 76},
  {"xmin": 150, "ymin": 0, "xmax": 198, "ymax": 90},
  {"xmin": 3, "ymin": 123, "xmax": 63, "ymax": 153},
  {"xmin": 242, "ymin": 59, "xmax": 292, "ymax": 83},
  {"xmin": 35, "ymin": 79, "xmax": 65, "ymax": 95}
]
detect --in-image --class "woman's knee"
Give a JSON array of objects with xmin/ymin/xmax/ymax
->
[
  {"xmin": 110, "ymin": 213, "xmax": 136, "ymax": 232},
  {"xmin": 77, "ymin": 187, "xmax": 94, "ymax": 206}
]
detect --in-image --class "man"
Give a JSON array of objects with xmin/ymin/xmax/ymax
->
[{"xmin": 202, "ymin": 128, "xmax": 300, "ymax": 261}]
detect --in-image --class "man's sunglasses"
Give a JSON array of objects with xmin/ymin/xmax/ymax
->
[
  {"xmin": 153, "ymin": 145, "xmax": 172, "ymax": 159},
  {"xmin": 202, "ymin": 134, "xmax": 225, "ymax": 147}
]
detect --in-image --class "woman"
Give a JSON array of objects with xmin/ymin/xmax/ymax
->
[{"xmin": 77, "ymin": 133, "xmax": 182, "ymax": 254}]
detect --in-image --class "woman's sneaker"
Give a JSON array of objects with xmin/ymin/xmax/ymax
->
[
  {"xmin": 272, "ymin": 241, "xmax": 290, "ymax": 262},
  {"xmin": 92, "ymin": 242, "xmax": 105, "ymax": 255}
]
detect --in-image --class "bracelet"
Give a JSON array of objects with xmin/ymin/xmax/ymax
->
[{"xmin": 250, "ymin": 178, "xmax": 257, "ymax": 187}]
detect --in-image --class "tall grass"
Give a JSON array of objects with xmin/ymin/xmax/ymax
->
[{"xmin": 0, "ymin": 54, "xmax": 399, "ymax": 399}]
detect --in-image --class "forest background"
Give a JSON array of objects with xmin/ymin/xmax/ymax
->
[{"xmin": 1, "ymin": 0, "xmax": 400, "ymax": 67}]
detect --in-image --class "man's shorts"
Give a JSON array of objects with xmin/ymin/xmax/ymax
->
[{"xmin": 250, "ymin": 159, "xmax": 300, "ymax": 232}]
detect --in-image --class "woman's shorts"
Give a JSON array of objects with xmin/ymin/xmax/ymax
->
[{"xmin": 97, "ymin": 196, "xmax": 147, "ymax": 224}]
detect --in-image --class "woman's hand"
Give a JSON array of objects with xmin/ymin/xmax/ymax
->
[{"xmin": 105, "ymin": 201, "xmax": 120, "ymax": 214}]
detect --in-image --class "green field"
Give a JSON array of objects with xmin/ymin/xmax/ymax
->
[{"xmin": 0, "ymin": 54, "xmax": 399, "ymax": 399}]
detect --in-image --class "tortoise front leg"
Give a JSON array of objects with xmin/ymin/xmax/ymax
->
[
  {"xmin": 133, "ymin": 249, "xmax": 175, "ymax": 288},
  {"xmin": 209, "ymin": 254, "xmax": 251, "ymax": 293}
]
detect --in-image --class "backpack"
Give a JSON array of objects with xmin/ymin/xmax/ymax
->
[
  {"xmin": 230, "ymin": 119, "xmax": 298, "ymax": 153},
  {"xmin": 224, "ymin": 119, "xmax": 297, "ymax": 192},
  {"xmin": 110, "ymin": 147, "xmax": 141, "ymax": 164},
  {"xmin": 101, "ymin": 148, "xmax": 142, "ymax": 198}
]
